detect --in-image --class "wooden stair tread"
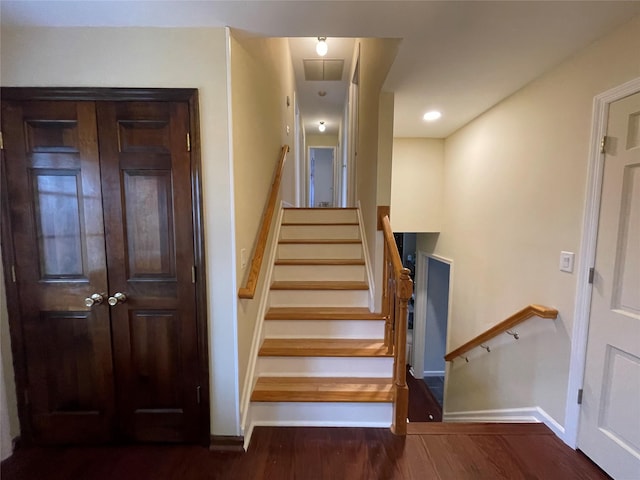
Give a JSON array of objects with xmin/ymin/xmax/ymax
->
[
  {"xmin": 279, "ymin": 239, "xmax": 362, "ymax": 244},
  {"xmin": 259, "ymin": 338, "xmax": 391, "ymax": 357},
  {"xmin": 281, "ymin": 222, "xmax": 359, "ymax": 226},
  {"xmin": 274, "ymin": 259, "xmax": 365, "ymax": 266},
  {"xmin": 284, "ymin": 207, "xmax": 357, "ymax": 211},
  {"xmin": 251, "ymin": 377, "xmax": 393, "ymax": 402},
  {"xmin": 266, "ymin": 307, "xmax": 385, "ymax": 320},
  {"xmin": 271, "ymin": 281, "xmax": 368, "ymax": 290}
]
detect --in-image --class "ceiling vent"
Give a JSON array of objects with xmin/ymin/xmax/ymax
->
[{"xmin": 303, "ymin": 59, "xmax": 344, "ymax": 81}]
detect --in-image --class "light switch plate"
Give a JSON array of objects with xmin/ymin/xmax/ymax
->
[{"xmin": 560, "ymin": 251, "xmax": 575, "ymax": 273}]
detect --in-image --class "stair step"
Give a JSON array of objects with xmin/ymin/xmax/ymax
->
[
  {"xmin": 282, "ymin": 222, "xmax": 359, "ymax": 226},
  {"xmin": 256, "ymin": 356, "xmax": 394, "ymax": 377},
  {"xmin": 279, "ymin": 239, "xmax": 362, "ymax": 244},
  {"xmin": 266, "ymin": 307, "xmax": 384, "ymax": 320},
  {"xmin": 251, "ymin": 377, "xmax": 393, "ymax": 402},
  {"xmin": 277, "ymin": 242, "xmax": 363, "ymax": 260},
  {"xmin": 259, "ymin": 338, "xmax": 391, "ymax": 357},
  {"xmin": 280, "ymin": 224, "xmax": 360, "ymax": 240},
  {"xmin": 271, "ymin": 281, "xmax": 368, "ymax": 291},
  {"xmin": 274, "ymin": 259, "xmax": 365, "ymax": 266},
  {"xmin": 283, "ymin": 208, "xmax": 358, "ymax": 224}
]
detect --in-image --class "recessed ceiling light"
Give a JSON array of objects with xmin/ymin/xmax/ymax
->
[
  {"xmin": 423, "ymin": 111, "xmax": 442, "ymax": 121},
  {"xmin": 318, "ymin": 121, "xmax": 326, "ymax": 132}
]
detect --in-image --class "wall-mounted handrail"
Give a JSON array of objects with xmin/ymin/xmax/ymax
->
[
  {"xmin": 238, "ymin": 145, "xmax": 289, "ymax": 299},
  {"xmin": 444, "ymin": 304, "xmax": 558, "ymax": 362},
  {"xmin": 380, "ymin": 214, "xmax": 413, "ymax": 435}
]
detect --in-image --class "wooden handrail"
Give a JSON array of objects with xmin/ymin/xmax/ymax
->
[
  {"xmin": 444, "ymin": 304, "xmax": 558, "ymax": 362},
  {"xmin": 380, "ymin": 214, "xmax": 413, "ymax": 435},
  {"xmin": 238, "ymin": 145, "xmax": 289, "ymax": 299}
]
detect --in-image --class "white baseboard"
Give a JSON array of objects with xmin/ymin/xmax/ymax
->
[
  {"xmin": 356, "ymin": 201, "xmax": 375, "ymax": 311},
  {"xmin": 443, "ymin": 406, "xmax": 565, "ymax": 441},
  {"xmin": 423, "ymin": 370, "xmax": 445, "ymax": 377}
]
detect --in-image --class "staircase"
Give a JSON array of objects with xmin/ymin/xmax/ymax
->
[{"xmin": 246, "ymin": 208, "xmax": 394, "ymax": 433}]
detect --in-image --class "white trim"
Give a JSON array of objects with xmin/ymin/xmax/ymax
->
[
  {"xmin": 239, "ymin": 204, "xmax": 285, "ymax": 431},
  {"xmin": 423, "ymin": 370, "xmax": 445, "ymax": 377},
  {"xmin": 444, "ymin": 406, "xmax": 565, "ymax": 440},
  {"xmin": 564, "ymin": 77, "xmax": 640, "ymax": 449},
  {"xmin": 412, "ymin": 251, "xmax": 428, "ymax": 378},
  {"xmin": 356, "ymin": 201, "xmax": 376, "ymax": 310}
]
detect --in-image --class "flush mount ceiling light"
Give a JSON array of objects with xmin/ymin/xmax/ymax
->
[
  {"xmin": 423, "ymin": 110, "xmax": 442, "ymax": 121},
  {"xmin": 316, "ymin": 37, "xmax": 328, "ymax": 57},
  {"xmin": 318, "ymin": 121, "xmax": 326, "ymax": 132}
]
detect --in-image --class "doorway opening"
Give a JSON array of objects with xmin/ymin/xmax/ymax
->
[
  {"xmin": 308, "ymin": 146, "xmax": 336, "ymax": 207},
  {"xmin": 412, "ymin": 251, "xmax": 452, "ymax": 421}
]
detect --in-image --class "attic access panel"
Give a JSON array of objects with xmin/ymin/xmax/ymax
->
[{"xmin": 303, "ymin": 59, "xmax": 345, "ymax": 81}]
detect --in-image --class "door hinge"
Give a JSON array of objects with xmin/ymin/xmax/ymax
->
[
  {"xmin": 196, "ymin": 385, "xmax": 201, "ymax": 405},
  {"xmin": 191, "ymin": 265, "xmax": 196, "ymax": 284},
  {"xmin": 588, "ymin": 267, "xmax": 595, "ymax": 284},
  {"xmin": 577, "ymin": 388, "xmax": 583, "ymax": 405},
  {"xmin": 0, "ymin": 131, "xmax": 4, "ymax": 150},
  {"xmin": 600, "ymin": 135, "xmax": 609, "ymax": 154},
  {"xmin": 11, "ymin": 265, "xmax": 16, "ymax": 283},
  {"xmin": 186, "ymin": 133, "xmax": 191, "ymax": 152}
]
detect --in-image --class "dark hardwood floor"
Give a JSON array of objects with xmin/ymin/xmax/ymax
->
[
  {"xmin": 1, "ymin": 425, "xmax": 609, "ymax": 479},
  {"xmin": 406, "ymin": 366, "xmax": 442, "ymax": 422}
]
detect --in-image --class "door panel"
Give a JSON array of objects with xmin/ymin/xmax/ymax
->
[
  {"xmin": 2, "ymin": 101, "xmax": 114, "ymax": 443},
  {"xmin": 96, "ymin": 101, "xmax": 199, "ymax": 442},
  {"xmin": 579, "ymin": 91, "xmax": 640, "ymax": 478}
]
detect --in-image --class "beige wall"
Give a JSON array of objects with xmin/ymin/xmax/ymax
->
[
  {"xmin": 0, "ymin": 26, "xmax": 241, "ymax": 436},
  {"xmin": 306, "ymin": 134, "xmax": 338, "ymax": 147},
  {"xmin": 354, "ymin": 38, "xmax": 401, "ymax": 292},
  {"xmin": 391, "ymin": 138, "xmax": 444, "ymax": 232},
  {"xmin": 436, "ymin": 16, "xmax": 640, "ymax": 424},
  {"xmin": 0, "ymin": 244, "xmax": 18, "ymax": 460},
  {"xmin": 230, "ymin": 31, "xmax": 296, "ymax": 397}
]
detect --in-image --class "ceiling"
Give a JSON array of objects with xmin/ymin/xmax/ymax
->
[{"xmin": 2, "ymin": 1, "xmax": 639, "ymax": 138}]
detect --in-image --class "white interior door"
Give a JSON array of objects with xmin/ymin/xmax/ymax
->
[{"xmin": 578, "ymin": 91, "xmax": 640, "ymax": 479}]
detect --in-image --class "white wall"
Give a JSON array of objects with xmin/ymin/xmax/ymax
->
[
  {"xmin": 391, "ymin": 138, "xmax": 444, "ymax": 232},
  {"xmin": 0, "ymin": 26, "xmax": 240, "ymax": 436},
  {"xmin": 437, "ymin": 16, "xmax": 640, "ymax": 427}
]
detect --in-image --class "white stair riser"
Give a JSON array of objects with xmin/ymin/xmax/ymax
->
[
  {"xmin": 256, "ymin": 356, "xmax": 394, "ymax": 377},
  {"xmin": 277, "ymin": 243, "xmax": 362, "ymax": 260},
  {"xmin": 263, "ymin": 319, "xmax": 386, "ymax": 339},
  {"xmin": 249, "ymin": 402, "xmax": 392, "ymax": 427},
  {"xmin": 269, "ymin": 289, "xmax": 369, "ymax": 307},
  {"xmin": 283, "ymin": 209, "xmax": 358, "ymax": 224},
  {"xmin": 272, "ymin": 264, "xmax": 366, "ymax": 282},
  {"xmin": 280, "ymin": 224, "xmax": 360, "ymax": 240}
]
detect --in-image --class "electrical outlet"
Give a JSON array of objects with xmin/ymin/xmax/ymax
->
[
  {"xmin": 241, "ymin": 248, "xmax": 247, "ymax": 269},
  {"xmin": 560, "ymin": 251, "xmax": 575, "ymax": 273}
]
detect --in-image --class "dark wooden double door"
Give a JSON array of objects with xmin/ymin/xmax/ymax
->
[{"xmin": 2, "ymin": 97, "xmax": 202, "ymax": 444}]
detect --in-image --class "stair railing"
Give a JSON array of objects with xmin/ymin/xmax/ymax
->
[
  {"xmin": 380, "ymin": 214, "xmax": 413, "ymax": 435},
  {"xmin": 444, "ymin": 304, "xmax": 558, "ymax": 362},
  {"xmin": 238, "ymin": 145, "xmax": 289, "ymax": 299}
]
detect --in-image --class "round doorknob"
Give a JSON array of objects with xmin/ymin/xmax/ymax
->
[
  {"xmin": 108, "ymin": 292, "xmax": 127, "ymax": 306},
  {"xmin": 84, "ymin": 293, "xmax": 104, "ymax": 307}
]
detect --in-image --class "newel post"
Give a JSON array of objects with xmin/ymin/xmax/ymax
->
[{"xmin": 391, "ymin": 267, "xmax": 413, "ymax": 435}]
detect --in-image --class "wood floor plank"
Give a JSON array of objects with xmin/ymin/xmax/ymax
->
[
  {"xmin": 270, "ymin": 280, "xmax": 369, "ymax": 290},
  {"xmin": 407, "ymin": 422, "xmax": 553, "ymax": 435},
  {"xmin": 258, "ymin": 338, "xmax": 391, "ymax": 357},
  {"xmin": 1, "ymin": 426, "xmax": 610, "ymax": 480},
  {"xmin": 265, "ymin": 306, "xmax": 385, "ymax": 320},
  {"xmin": 251, "ymin": 377, "xmax": 393, "ymax": 402}
]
